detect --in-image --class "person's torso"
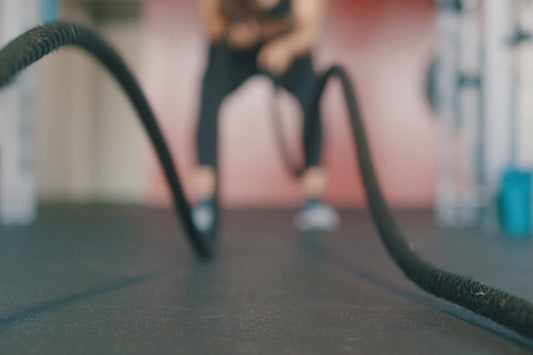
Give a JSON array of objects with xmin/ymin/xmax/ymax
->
[{"xmin": 220, "ymin": 0, "xmax": 293, "ymax": 40}]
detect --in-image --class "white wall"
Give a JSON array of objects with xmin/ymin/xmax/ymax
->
[
  {"xmin": 92, "ymin": 21, "xmax": 150, "ymax": 203},
  {"xmin": 34, "ymin": 0, "xmax": 148, "ymax": 204}
]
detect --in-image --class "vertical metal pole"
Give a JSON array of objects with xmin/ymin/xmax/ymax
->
[
  {"xmin": 0, "ymin": 0, "xmax": 39, "ymax": 224},
  {"xmin": 510, "ymin": 2, "xmax": 521, "ymax": 169},
  {"xmin": 520, "ymin": 0, "xmax": 533, "ymax": 168},
  {"xmin": 436, "ymin": 0, "xmax": 461, "ymax": 227},
  {"xmin": 458, "ymin": 0, "xmax": 482, "ymax": 225},
  {"xmin": 483, "ymin": 0, "xmax": 514, "ymax": 224},
  {"xmin": 519, "ymin": 0, "xmax": 533, "ymax": 229}
]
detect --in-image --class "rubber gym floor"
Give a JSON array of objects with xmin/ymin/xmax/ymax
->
[{"xmin": 0, "ymin": 205, "xmax": 532, "ymax": 354}]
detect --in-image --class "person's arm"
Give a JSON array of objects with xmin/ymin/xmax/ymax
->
[
  {"xmin": 199, "ymin": 0, "xmax": 227, "ymax": 42},
  {"xmin": 258, "ymin": 0, "xmax": 327, "ymax": 75}
]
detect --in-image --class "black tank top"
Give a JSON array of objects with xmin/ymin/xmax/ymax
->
[
  {"xmin": 221, "ymin": 0, "xmax": 291, "ymax": 22},
  {"xmin": 264, "ymin": 0, "xmax": 290, "ymax": 18}
]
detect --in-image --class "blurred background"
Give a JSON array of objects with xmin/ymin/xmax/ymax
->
[
  {"xmin": 2, "ymin": 0, "xmax": 532, "ymax": 235},
  {"xmin": 0, "ymin": 0, "xmax": 436, "ymax": 211}
]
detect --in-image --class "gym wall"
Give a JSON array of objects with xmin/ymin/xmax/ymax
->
[{"xmin": 143, "ymin": 0, "xmax": 437, "ymax": 208}]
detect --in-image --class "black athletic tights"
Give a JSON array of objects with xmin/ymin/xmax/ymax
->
[{"xmin": 196, "ymin": 42, "xmax": 323, "ymax": 168}]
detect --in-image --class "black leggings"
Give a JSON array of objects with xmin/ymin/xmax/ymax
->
[{"xmin": 196, "ymin": 43, "xmax": 322, "ymax": 168}]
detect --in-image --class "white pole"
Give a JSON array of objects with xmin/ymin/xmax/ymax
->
[
  {"xmin": 483, "ymin": 0, "xmax": 514, "ymax": 210},
  {"xmin": 520, "ymin": 0, "xmax": 533, "ymax": 168},
  {"xmin": 515, "ymin": 0, "xmax": 533, "ymax": 232},
  {"xmin": 458, "ymin": 0, "xmax": 482, "ymax": 225},
  {"xmin": 436, "ymin": 1, "xmax": 461, "ymax": 226},
  {"xmin": 0, "ymin": 0, "xmax": 39, "ymax": 224}
]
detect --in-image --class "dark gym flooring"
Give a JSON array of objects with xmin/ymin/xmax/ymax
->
[{"xmin": 1, "ymin": 205, "xmax": 533, "ymax": 354}]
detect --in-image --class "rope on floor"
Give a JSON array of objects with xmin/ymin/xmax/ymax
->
[
  {"xmin": 1, "ymin": 22, "xmax": 533, "ymax": 339},
  {"xmin": 312, "ymin": 65, "xmax": 533, "ymax": 339}
]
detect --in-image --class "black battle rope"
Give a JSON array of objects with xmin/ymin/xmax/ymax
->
[
  {"xmin": 1, "ymin": 22, "xmax": 533, "ymax": 339},
  {"xmin": 269, "ymin": 80, "xmax": 305, "ymax": 178},
  {"xmin": 0, "ymin": 22, "xmax": 216, "ymax": 258},
  {"xmin": 313, "ymin": 65, "xmax": 533, "ymax": 339}
]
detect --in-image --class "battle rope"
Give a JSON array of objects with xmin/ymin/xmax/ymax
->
[
  {"xmin": 1, "ymin": 22, "xmax": 533, "ymax": 339},
  {"xmin": 0, "ymin": 22, "xmax": 217, "ymax": 258},
  {"xmin": 312, "ymin": 65, "xmax": 533, "ymax": 339},
  {"xmin": 269, "ymin": 80, "xmax": 305, "ymax": 178}
]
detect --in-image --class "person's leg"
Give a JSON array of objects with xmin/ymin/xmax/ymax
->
[
  {"xmin": 195, "ymin": 43, "xmax": 259, "ymax": 199},
  {"xmin": 280, "ymin": 55, "xmax": 326, "ymax": 196},
  {"xmin": 193, "ymin": 43, "xmax": 259, "ymax": 230},
  {"xmin": 280, "ymin": 55, "xmax": 339, "ymax": 230},
  {"xmin": 195, "ymin": 43, "xmax": 228, "ymax": 201}
]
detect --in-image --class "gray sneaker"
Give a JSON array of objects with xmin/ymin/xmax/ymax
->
[
  {"xmin": 192, "ymin": 198, "xmax": 214, "ymax": 232},
  {"xmin": 293, "ymin": 199, "xmax": 340, "ymax": 231}
]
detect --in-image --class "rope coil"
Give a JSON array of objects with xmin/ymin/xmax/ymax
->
[{"xmin": 1, "ymin": 22, "xmax": 533, "ymax": 339}]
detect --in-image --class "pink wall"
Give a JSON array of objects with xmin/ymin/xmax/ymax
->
[{"xmin": 142, "ymin": 0, "xmax": 438, "ymax": 208}]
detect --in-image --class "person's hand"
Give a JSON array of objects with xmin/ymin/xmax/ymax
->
[
  {"xmin": 227, "ymin": 20, "xmax": 261, "ymax": 49},
  {"xmin": 257, "ymin": 40, "xmax": 294, "ymax": 75}
]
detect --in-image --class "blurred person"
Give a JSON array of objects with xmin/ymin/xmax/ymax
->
[{"xmin": 193, "ymin": 0, "xmax": 339, "ymax": 231}]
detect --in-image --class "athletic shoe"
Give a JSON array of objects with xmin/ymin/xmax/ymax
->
[
  {"xmin": 192, "ymin": 198, "xmax": 214, "ymax": 232},
  {"xmin": 293, "ymin": 198, "xmax": 340, "ymax": 231}
]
